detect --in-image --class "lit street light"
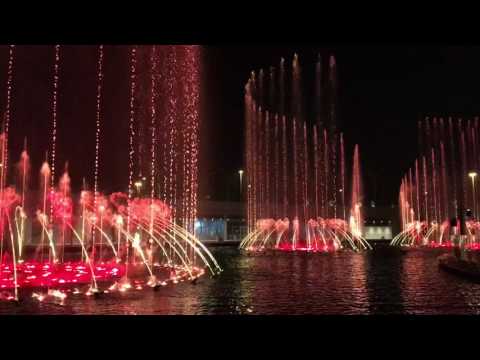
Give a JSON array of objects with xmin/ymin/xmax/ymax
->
[
  {"xmin": 134, "ymin": 180, "xmax": 143, "ymax": 196},
  {"xmin": 238, "ymin": 170, "xmax": 244, "ymax": 197}
]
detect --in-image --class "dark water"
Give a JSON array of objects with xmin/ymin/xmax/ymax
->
[{"xmin": 1, "ymin": 245, "xmax": 480, "ymax": 315}]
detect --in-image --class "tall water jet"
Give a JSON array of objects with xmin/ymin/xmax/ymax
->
[
  {"xmin": 279, "ymin": 58, "xmax": 285, "ymax": 117},
  {"xmin": 57, "ymin": 168, "xmax": 71, "ymax": 262},
  {"xmin": 15, "ymin": 144, "xmax": 29, "ymax": 260},
  {"xmin": 0, "ymin": 45, "xmax": 220, "ymax": 302},
  {"xmin": 350, "ymin": 145, "xmax": 363, "ymax": 238},
  {"xmin": 49, "ymin": 45, "xmax": 60, "ymax": 226},
  {"xmin": 242, "ymin": 53, "xmax": 370, "ymax": 253},
  {"xmin": 0, "ymin": 45, "xmax": 14, "ymax": 267},
  {"xmin": 323, "ymin": 129, "xmax": 329, "ymax": 218},
  {"xmin": 328, "ymin": 55, "xmax": 338, "ymax": 220},
  {"xmin": 274, "ymin": 114, "xmax": 279, "ymax": 219},
  {"xmin": 393, "ymin": 116, "xmax": 480, "ymax": 250},
  {"xmin": 315, "ymin": 54, "xmax": 322, "ymax": 128},
  {"xmin": 313, "ymin": 125, "xmax": 319, "ymax": 218},
  {"xmin": 92, "ymin": 44, "xmax": 104, "ymax": 262},
  {"xmin": 340, "ymin": 133, "xmax": 346, "ymax": 222},
  {"xmin": 39, "ymin": 161, "xmax": 51, "ymax": 261}
]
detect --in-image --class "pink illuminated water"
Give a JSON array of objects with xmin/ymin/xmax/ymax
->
[
  {"xmin": 397, "ymin": 116, "xmax": 480, "ymax": 248},
  {"xmin": 0, "ymin": 45, "xmax": 218, "ymax": 302}
]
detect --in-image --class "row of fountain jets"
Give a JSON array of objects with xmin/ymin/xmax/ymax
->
[
  {"xmin": 0, "ymin": 45, "xmax": 222, "ymax": 303},
  {"xmin": 0, "ymin": 47, "xmax": 473, "ymax": 305}
]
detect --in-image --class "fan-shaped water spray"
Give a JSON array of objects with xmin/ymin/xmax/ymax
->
[{"xmin": 0, "ymin": 45, "xmax": 221, "ymax": 304}]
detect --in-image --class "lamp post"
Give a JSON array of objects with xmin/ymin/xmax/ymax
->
[
  {"xmin": 134, "ymin": 179, "xmax": 143, "ymax": 197},
  {"xmin": 469, "ymin": 172, "xmax": 477, "ymax": 219},
  {"xmin": 238, "ymin": 170, "xmax": 244, "ymax": 198}
]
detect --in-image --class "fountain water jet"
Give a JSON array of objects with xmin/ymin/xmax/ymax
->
[
  {"xmin": 242, "ymin": 53, "xmax": 371, "ymax": 253},
  {"xmin": 0, "ymin": 45, "xmax": 221, "ymax": 303},
  {"xmin": 393, "ymin": 116, "xmax": 480, "ymax": 250}
]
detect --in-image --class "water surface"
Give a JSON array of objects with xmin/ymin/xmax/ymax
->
[{"xmin": 1, "ymin": 245, "xmax": 479, "ymax": 315}]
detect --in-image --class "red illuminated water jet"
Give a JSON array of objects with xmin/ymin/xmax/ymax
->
[
  {"xmin": 0, "ymin": 45, "xmax": 221, "ymax": 303},
  {"xmin": 395, "ymin": 117, "xmax": 480, "ymax": 251}
]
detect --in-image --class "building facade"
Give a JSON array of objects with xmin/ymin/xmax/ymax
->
[
  {"xmin": 362, "ymin": 204, "xmax": 400, "ymax": 242},
  {"xmin": 195, "ymin": 200, "xmax": 247, "ymax": 242}
]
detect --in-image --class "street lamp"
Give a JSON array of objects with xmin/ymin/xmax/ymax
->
[
  {"xmin": 238, "ymin": 170, "xmax": 244, "ymax": 197},
  {"xmin": 134, "ymin": 180, "xmax": 143, "ymax": 196},
  {"xmin": 469, "ymin": 172, "xmax": 477, "ymax": 219}
]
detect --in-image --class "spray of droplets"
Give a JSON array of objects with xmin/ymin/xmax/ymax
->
[
  {"xmin": 125, "ymin": 46, "xmax": 202, "ymax": 235},
  {"xmin": 1, "ymin": 45, "xmax": 15, "ymax": 190},
  {"xmin": 244, "ymin": 54, "xmax": 362, "ymax": 232},
  {"xmin": 185, "ymin": 46, "xmax": 200, "ymax": 233},
  {"xmin": 94, "ymin": 45, "xmax": 104, "ymax": 212},
  {"xmin": 91, "ymin": 45, "xmax": 104, "ymax": 248},
  {"xmin": 128, "ymin": 46, "xmax": 137, "ymax": 204},
  {"xmin": 50, "ymin": 45, "xmax": 61, "ymax": 221},
  {"xmin": 150, "ymin": 46, "xmax": 157, "ymax": 202},
  {"xmin": 0, "ymin": 45, "xmax": 15, "ymax": 263}
]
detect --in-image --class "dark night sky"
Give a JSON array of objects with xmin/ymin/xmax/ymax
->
[
  {"xmin": 202, "ymin": 45, "xmax": 480, "ymax": 205},
  {"xmin": 2, "ymin": 45, "xmax": 480, "ymax": 206}
]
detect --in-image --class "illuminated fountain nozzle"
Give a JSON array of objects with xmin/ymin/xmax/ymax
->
[
  {"xmin": 147, "ymin": 275, "xmax": 158, "ymax": 287},
  {"xmin": 32, "ymin": 293, "xmax": 45, "ymax": 302},
  {"xmin": 117, "ymin": 278, "xmax": 132, "ymax": 293},
  {"xmin": 48, "ymin": 289, "xmax": 67, "ymax": 301},
  {"xmin": 134, "ymin": 180, "xmax": 143, "ymax": 195},
  {"xmin": 133, "ymin": 232, "xmax": 141, "ymax": 248},
  {"xmin": 86, "ymin": 286, "xmax": 103, "ymax": 298},
  {"xmin": 115, "ymin": 215, "xmax": 124, "ymax": 227}
]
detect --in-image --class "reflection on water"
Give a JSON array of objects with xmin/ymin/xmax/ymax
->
[
  {"xmin": 365, "ymin": 246, "xmax": 404, "ymax": 314},
  {"xmin": 1, "ymin": 245, "xmax": 480, "ymax": 315},
  {"xmin": 400, "ymin": 248, "xmax": 480, "ymax": 315}
]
